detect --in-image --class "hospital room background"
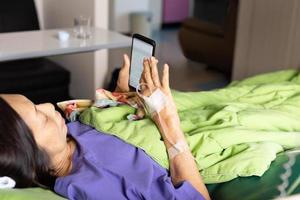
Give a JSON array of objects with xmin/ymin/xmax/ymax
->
[{"xmin": 1, "ymin": 0, "xmax": 300, "ymax": 199}]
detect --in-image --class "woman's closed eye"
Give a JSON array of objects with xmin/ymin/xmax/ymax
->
[
  {"xmin": 35, "ymin": 107, "xmax": 48, "ymax": 126},
  {"xmin": 39, "ymin": 112, "xmax": 48, "ymax": 124}
]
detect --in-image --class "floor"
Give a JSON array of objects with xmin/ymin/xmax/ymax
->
[
  {"xmin": 108, "ymin": 27, "xmax": 229, "ymax": 92},
  {"xmin": 152, "ymin": 27, "xmax": 228, "ymax": 91}
]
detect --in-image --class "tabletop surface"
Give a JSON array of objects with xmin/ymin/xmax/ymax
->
[{"xmin": 0, "ymin": 27, "xmax": 131, "ymax": 62}]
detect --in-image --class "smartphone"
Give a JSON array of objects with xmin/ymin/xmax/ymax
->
[{"xmin": 129, "ymin": 33, "xmax": 156, "ymax": 89}]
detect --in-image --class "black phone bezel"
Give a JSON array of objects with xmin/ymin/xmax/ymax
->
[{"xmin": 129, "ymin": 33, "xmax": 156, "ymax": 90}]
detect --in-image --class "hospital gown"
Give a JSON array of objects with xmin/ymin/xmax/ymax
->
[{"xmin": 54, "ymin": 122, "xmax": 204, "ymax": 200}]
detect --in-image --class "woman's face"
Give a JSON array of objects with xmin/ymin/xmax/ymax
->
[{"xmin": 1, "ymin": 94, "xmax": 68, "ymax": 159}]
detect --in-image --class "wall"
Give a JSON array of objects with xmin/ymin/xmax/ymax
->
[
  {"xmin": 233, "ymin": 0, "xmax": 300, "ymax": 80},
  {"xmin": 34, "ymin": 0, "xmax": 109, "ymax": 99},
  {"xmin": 94, "ymin": 1, "xmax": 110, "ymax": 90},
  {"xmin": 109, "ymin": 0, "xmax": 150, "ymax": 33},
  {"xmin": 34, "ymin": 0, "xmax": 44, "ymax": 28},
  {"xmin": 149, "ymin": 0, "xmax": 163, "ymax": 30},
  {"xmin": 163, "ymin": 0, "xmax": 189, "ymax": 23}
]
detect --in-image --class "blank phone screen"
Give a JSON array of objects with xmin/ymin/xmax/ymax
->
[{"xmin": 129, "ymin": 38, "xmax": 154, "ymax": 89}]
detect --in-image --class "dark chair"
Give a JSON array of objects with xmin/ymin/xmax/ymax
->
[
  {"xmin": 0, "ymin": 0, "xmax": 70, "ymax": 104},
  {"xmin": 178, "ymin": 0, "xmax": 238, "ymax": 77}
]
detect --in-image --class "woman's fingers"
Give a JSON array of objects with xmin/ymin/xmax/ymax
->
[
  {"xmin": 115, "ymin": 54, "xmax": 130, "ymax": 92},
  {"xmin": 118, "ymin": 54, "xmax": 130, "ymax": 82},
  {"xmin": 139, "ymin": 58, "xmax": 153, "ymax": 96},
  {"xmin": 142, "ymin": 58, "xmax": 154, "ymax": 89},
  {"xmin": 120, "ymin": 54, "xmax": 130, "ymax": 77},
  {"xmin": 139, "ymin": 74, "xmax": 148, "ymax": 94},
  {"xmin": 150, "ymin": 57, "xmax": 161, "ymax": 87},
  {"xmin": 162, "ymin": 64, "xmax": 170, "ymax": 91},
  {"xmin": 123, "ymin": 54, "xmax": 130, "ymax": 69},
  {"xmin": 140, "ymin": 58, "xmax": 171, "ymax": 98}
]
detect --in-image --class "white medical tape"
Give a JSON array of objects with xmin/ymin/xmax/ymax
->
[
  {"xmin": 142, "ymin": 89, "xmax": 167, "ymax": 114},
  {"xmin": 136, "ymin": 84, "xmax": 167, "ymax": 115},
  {"xmin": 167, "ymin": 140, "xmax": 189, "ymax": 160}
]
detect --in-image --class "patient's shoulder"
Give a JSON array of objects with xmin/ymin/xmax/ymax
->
[{"xmin": 67, "ymin": 121, "xmax": 94, "ymax": 137}]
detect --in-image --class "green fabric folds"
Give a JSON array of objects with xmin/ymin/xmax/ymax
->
[
  {"xmin": 0, "ymin": 188, "xmax": 66, "ymax": 200},
  {"xmin": 80, "ymin": 69, "xmax": 300, "ymax": 183}
]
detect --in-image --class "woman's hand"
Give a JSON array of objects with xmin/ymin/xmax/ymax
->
[
  {"xmin": 115, "ymin": 54, "xmax": 130, "ymax": 93},
  {"xmin": 140, "ymin": 57, "xmax": 185, "ymax": 146}
]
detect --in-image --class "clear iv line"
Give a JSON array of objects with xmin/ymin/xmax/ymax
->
[{"xmin": 136, "ymin": 83, "xmax": 199, "ymax": 164}]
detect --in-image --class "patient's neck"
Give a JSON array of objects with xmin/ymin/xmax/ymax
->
[{"xmin": 52, "ymin": 137, "xmax": 76, "ymax": 176}]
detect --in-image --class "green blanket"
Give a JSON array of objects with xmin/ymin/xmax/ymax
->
[{"xmin": 80, "ymin": 69, "xmax": 300, "ymax": 184}]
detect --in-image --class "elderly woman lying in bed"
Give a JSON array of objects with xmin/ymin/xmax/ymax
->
[{"xmin": 0, "ymin": 56, "xmax": 210, "ymax": 200}]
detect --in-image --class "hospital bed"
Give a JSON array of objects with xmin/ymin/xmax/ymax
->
[{"xmin": 1, "ymin": 70, "xmax": 300, "ymax": 199}]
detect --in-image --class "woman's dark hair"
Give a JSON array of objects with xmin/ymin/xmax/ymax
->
[{"xmin": 0, "ymin": 96, "xmax": 55, "ymax": 188}]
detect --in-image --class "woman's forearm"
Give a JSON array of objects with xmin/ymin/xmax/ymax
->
[
  {"xmin": 168, "ymin": 140, "xmax": 210, "ymax": 200},
  {"xmin": 156, "ymin": 121, "xmax": 210, "ymax": 200}
]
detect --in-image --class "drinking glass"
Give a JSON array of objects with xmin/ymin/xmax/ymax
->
[{"xmin": 73, "ymin": 15, "xmax": 91, "ymax": 39}]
